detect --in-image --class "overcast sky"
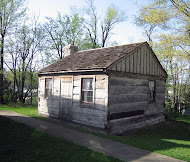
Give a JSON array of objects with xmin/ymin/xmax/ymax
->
[{"xmin": 28, "ymin": 0, "xmax": 146, "ymax": 45}]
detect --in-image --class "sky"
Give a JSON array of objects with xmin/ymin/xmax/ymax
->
[{"xmin": 28, "ymin": 0, "xmax": 146, "ymax": 45}]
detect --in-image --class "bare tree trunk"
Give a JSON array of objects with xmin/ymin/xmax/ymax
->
[
  {"xmin": 13, "ymin": 70, "xmax": 16, "ymax": 103},
  {"xmin": 21, "ymin": 73, "xmax": 25, "ymax": 103},
  {"xmin": 0, "ymin": 35, "xmax": 5, "ymax": 104},
  {"xmin": 30, "ymin": 69, "xmax": 33, "ymax": 104}
]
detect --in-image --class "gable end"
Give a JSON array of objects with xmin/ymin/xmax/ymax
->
[{"xmin": 108, "ymin": 42, "xmax": 167, "ymax": 77}]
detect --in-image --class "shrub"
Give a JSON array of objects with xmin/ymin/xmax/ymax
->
[
  {"xmin": 183, "ymin": 86, "xmax": 190, "ymax": 110},
  {"xmin": 165, "ymin": 101, "xmax": 179, "ymax": 121},
  {"xmin": 165, "ymin": 105, "xmax": 179, "ymax": 121}
]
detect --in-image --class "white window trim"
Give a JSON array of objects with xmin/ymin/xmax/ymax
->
[
  {"xmin": 44, "ymin": 77, "xmax": 53, "ymax": 99},
  {"xmin": 79, "ymin": 75, "xmax": 95, "ymax": 106}
]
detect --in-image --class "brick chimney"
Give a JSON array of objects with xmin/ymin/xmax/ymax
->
[{"xmin": 64, "ymin": 44, "xmax": 78, "ymax": 57}]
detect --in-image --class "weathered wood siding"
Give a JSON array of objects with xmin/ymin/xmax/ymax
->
[
  {"xmin": 107, "ymin": 75, "xmax": 165, "ymax": 134},
  {"xmin": 38, "ymin": 77, "xmax": 48, "ymax": 116},
  {"xmin": 38, "ymin": 76, "xmax": 60, "ymax": 117},
  {"xmin": 38, "ymin": 74, "xmax": 109, "ymax": 128},
  {"xmin": 60, "ymin": 77, "xmax": 73, "ymax": 120},
  {"xmin": 72, "ymin": 75, "xmax": 108, "ymax": 128},
  {"xmin": 109, "ymin": 76, "xmax": 148, "ymax": 113},
  {"xmin": 108, "ymin": 44, "xmax": 167, "ymax": 77}
]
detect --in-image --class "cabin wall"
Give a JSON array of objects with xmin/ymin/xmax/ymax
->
[
  {"xmin": 38, "ymin": 76, "xmax": 60, "ymax": 117},
  {"xmin": 72, "ymin": 75, "xmax": 108, "ymax": 128},
  {"xmin": 38, "ymin": 74, "xmax": 108, "ymax": 128},
  {"xmin": 38, "ymin": 72, "xmax": 166, "ymax": 133},
  {"xmin": 38, "ymin": 77, "xmax": 48, "ymax": 116},
  {"xmin": 107, "ymin": 73, "xmax": 166, "ymax": 134}
]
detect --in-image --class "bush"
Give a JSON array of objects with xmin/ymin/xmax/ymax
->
[
  {"xmin": 183, "ymin": 86, "xmax": 190, "ymax": 110},
  {"xmin": 165, "ymin": 105, "xmax": 179, "ymax": 121},
  {"xmin": 3, "ymin": 94, "xmax": 9, "ymax": 104}
]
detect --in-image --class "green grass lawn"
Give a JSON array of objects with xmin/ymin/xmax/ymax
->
[
  {"xmin": 0, "ymin": 105, "xmax": 190, "ymax": 161},
  {"xmin": 0, "ymin": 116, "xmax": 120, "ymax": 161},
  {"xmin": 0, "ymin": 104, "xmax": 38, "ymax": 117}
]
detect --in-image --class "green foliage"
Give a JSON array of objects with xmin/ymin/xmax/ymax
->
[
  {"xmin": 0, "ymin": 0, "xmax": 27, "ymax": 104},
  {"xmin": 3, "ymin": 70, "xmax": 38, "ymax": 104},
  {"xmin": 182, "ymin": 84, "xmax": 190, "ymax": 110},
  {"xmin": 2, "ymin": 74, "xmax": 12, "ymax": 104},
  {"xmin": 44, "ymin": 12, "xmax": 84, "ymax": 61},
  {"xmin": 165, "ymin": 105, "xmax": 178, "ymax": 121},
  {"xmin": 104, "ymin": 5, "xmax": 126, "ymax": 25},
  {"xmin": 134, "ymin": 0, "xmax": 190, "ymax": 113},
  {"xmin": 165, "ymin": 100, "xmax": 178, "ymax": 121},
  {"xmin": 25, "ymin": 97, "xmax": 38, "ymax": 106}
]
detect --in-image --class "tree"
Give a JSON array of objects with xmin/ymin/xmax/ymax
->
[
  {"xmin": 0, "ymin": 0, "xmax": 27, "ymax": 104},
  {"xmin": 84, "ymin": 0, "xmax": 126, "ymax": 48},
  {"xmin": 154, "ymin": 34, "xmax": 188, "ymax": 111},
  {"xmin": 44, "ymin": 12, "xmax": 83, "ymax": 61},
  {"xmin": 134, "ymin": 2, "xmax": 170, "ymax": 47},
  {"xmin": 134, "ymin": 0, "xmax": 190, "ymax": 112},
  {"xmin": 5, "ymin": 14, "xmax": 43, "ymax": 103},
  {"xmin": 83, "ymin": 0, "xmax": 98, "ymax": 48},
  {"xmin": 134, "ymin": 0, "xmax": 189, "ymax": 55}
]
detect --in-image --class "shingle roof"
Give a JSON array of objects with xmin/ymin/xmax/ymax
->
[{"xmin": 38, "ymin": 42, "xmax": 145, "ymax": 74}]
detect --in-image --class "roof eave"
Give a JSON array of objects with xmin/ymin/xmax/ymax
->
[{"xmin": 38, "ymin": 68, "xmax": 105, "ymax": 75}]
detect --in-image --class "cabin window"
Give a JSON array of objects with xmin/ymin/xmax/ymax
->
[
  {"xmin": 45, "ymin": 78, "xmax": 52, "ymax": 98},
  {"xmin": 81, "ymin": 78, "xmax": 93, "ymax": 104},
  {"xmin": 149, "ymin": 80, "xmax": 155, "ymax": 101}
]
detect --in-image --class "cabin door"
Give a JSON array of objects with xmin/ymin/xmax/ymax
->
[{"xmin": 60, "ymin": 77, "xmax": 73, "ymax": 120}]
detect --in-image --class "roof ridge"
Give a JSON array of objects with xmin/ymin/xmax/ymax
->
[{"xmin": 77, "ymin": 41, "xmax": 146, "ymax": 53}]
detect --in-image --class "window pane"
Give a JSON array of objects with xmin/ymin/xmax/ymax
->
[
  {"xmin": 46, "ymin": 78, "xmax": 52, "ymax": 89},
  {"xmin": 149, "ymin": 81, "xmax": 154, "ymax": 91},
  {"xmin": 81, "ymin": 91, "xmax": 93, "ymax": 103},
  {"xmin": 46, "ymin": 89, "xmax": 52, "ymax": 98},
  {"xmin": 82, "ymin": 78, "xmax": 93, "ymax": 90},
  {"xmin": 150, "ymin": 91, "xmax": 154, "ymax": 100},
  {"xmin": 45, "ymin": 78, "xmax": 52, "ymax": 98},
  {"xmin": 149, "ymin": 81, "xmax": 155, "ymax": 100}
]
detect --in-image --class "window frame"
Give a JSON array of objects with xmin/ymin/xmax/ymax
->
[
  {"xmin": 149, "ymin": 80, "xmax": 156, "ymax": 102},
  {"xmin": 45, "ymin": 78, "xmax": 53, "ymax": 98},
  {"xmin": 80, "ymin": 76, "xmax": 95, "ymax": 105}
]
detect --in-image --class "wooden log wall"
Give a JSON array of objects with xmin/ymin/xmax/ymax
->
[
  {"xmin": 108, "ymin": 44, "xmax": 167, "ymax": 77},
  {"xmin": 108, "ymin": 76, "xmax": 148, "ymax": 114},
  {"xmin": 109, "ymin": 113, "xmax": 165, "ymax": 134},
  {"xmin": 107, "ymin": 75, "xmax": 166, "ymax": 134},
  {"xmin": 72, "ymin": 74, "xmax": 108, "ymax": 128}
]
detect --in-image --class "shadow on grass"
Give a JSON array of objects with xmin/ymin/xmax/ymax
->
[
  {"xmin": 0, "ymin": 109, "xmax": 190, "ymax": 161},
  {"xmin": 109, "ymin": 119, "xmax": 190, "ymax": 161},
  {"xmin": 0, "ymin": 116, "xmax": 120, "ymax": 162}
]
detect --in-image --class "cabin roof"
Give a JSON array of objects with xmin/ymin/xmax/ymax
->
[{"xmin": 38, "ymin": 42, "xmax": 145, "ymax": 74}]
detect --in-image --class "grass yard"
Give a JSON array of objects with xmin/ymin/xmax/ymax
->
[
  {"xmin": 0, "ymin": 105, "xmax": 190, "ymax": 161},
  {"xmin": 0, "ymin": 105, "xmax": 38, "ymax": 117},
  {"xmin": 0, "ymin": 116, "xmax": 120, "ymax": 161}
]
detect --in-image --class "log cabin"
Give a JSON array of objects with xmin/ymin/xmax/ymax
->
[{"xmin": 38, "ymin": 42, "xmax": 167, "ymax": 134}]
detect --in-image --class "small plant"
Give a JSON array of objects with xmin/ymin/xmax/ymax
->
[{"xmin": 165, "ymin": 104, "xmax": 178, "ymax": 121}]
